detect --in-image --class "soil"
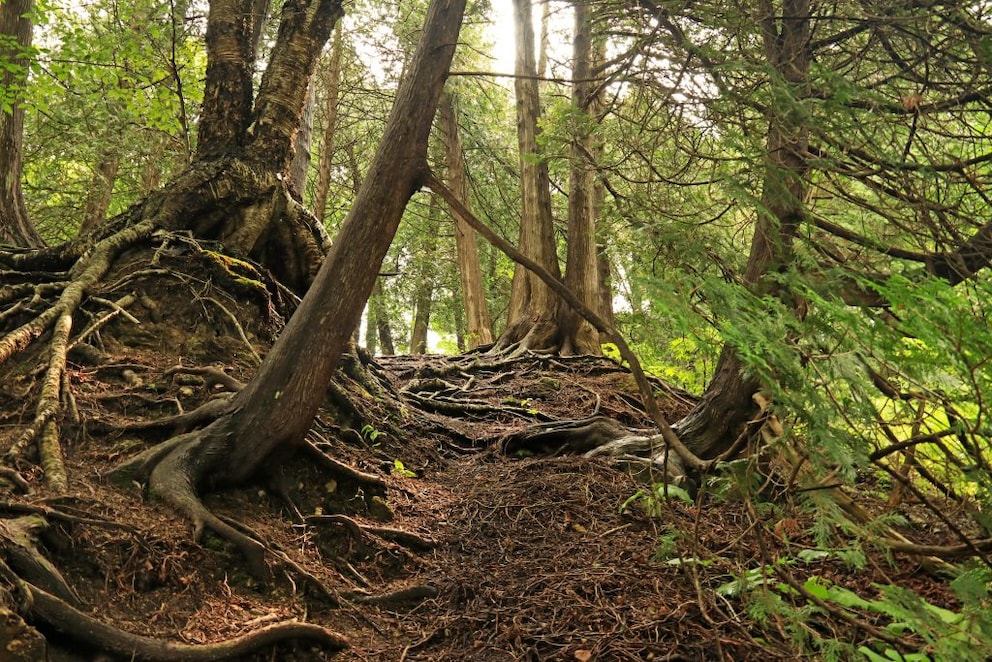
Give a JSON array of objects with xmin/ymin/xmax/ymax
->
[{"xmin": 0, "ymin": 255, "xmax": 972, "ymax": 661}]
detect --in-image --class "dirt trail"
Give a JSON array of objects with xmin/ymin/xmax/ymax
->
[{"xmin": 2, "ymin": 347, "xmax": 963, "ymax": 661}]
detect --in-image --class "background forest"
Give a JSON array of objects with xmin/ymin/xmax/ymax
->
[{"xmin": 3, "ymin": 0, "xmax": 992, "ymax": 659}]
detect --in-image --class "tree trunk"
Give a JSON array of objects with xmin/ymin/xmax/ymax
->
[
  {"xmin": 364, "ymin": 298, "xmax": 378, "ymax": 355},
  {"xmin": 439, "ymin": 92, "xmax": 493, "ymax": 349},
  {"xmin": 290, "ymin": 82, "xmax": 316, "ymax": 195},
  {"xmin": 674, "ymin": 0, "xmax": 810, "ymax": 458},
  {"xmin": 409, "ymin": 200, "xmax": 441, "ymax": 355},
  {"xmin": 195, "ymin": 0, "xmax": 257, "ymax": 161},
  {"xmin": 78, "ymin": 150, "xmax": 121, "ymax": 235},
  {"xmin": 496, "ymin": 0, "xmax": 561, "ymax": 352},
  {"xmin": 205, "ymin": 0, "xmax": 463, "ymax": 471},
  {"xmin": 559, "ymin": 0, "xmax": 603, "ymax": 356},
  {"xmin": 312, "ymin": 24, "xmax": 342, "ymax": 223},
  {"xmin": 107, "ymin": 0, "xmax": 466, "ymax": 571},
  {"xmin": 372, "ymin": 280, "xmax": 396, "ymax": 355},
  {"xmin": 0, "ymin": 0, "xmax": 43, "ymax": 248},
  {"xmin": 410, "ymin": 288, "xmax": 431, "ymax": 354}
]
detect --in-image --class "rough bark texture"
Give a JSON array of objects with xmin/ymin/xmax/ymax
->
[
  {"xmin": 497, "ymin": 0, "xmax": 561, "ymax": 352},
  {"xmin": 674, "ymin": 0, "xmax": 810, "ymax": 458},
  {"xmin": 0, "ymin": 0, "xmax": 43, "ymax": 248},
  {"xmin": 78, "ymin": 150, "xmax": 121, "ymax": 234},
  {"xmin": 216, "ymin": 0, "xmax": 463, "ymax": 472},
  {"xmin": 291, "ymin": 83, "xmax": 316, "ymax": 195},
  {"xmin": 313, "ymin": 24, "xmax": 343, "ymax": 223},
  {"xmin": 439, "ymin": 92, "xmax": 492, "ymax": 349},
  {"xmin": 559, "ymin": 0, "xmax": 603, "ymax": 357},
  {"xmin": 246, "ymin": 0, "xmax": 342, "ymax": 173},
  {"xmin": 196, "ymin": 0, "xmax": 257, "ymax": 161},
  {"xmin": 111, "ymin": 0, "xmax": 467, "ymax": 559}
]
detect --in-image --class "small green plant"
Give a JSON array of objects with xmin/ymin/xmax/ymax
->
[
  {"xmin": 361, "ymin": 424, "xmax": 382, "ymax": 445},
  {"xmin": 620, "ymin": 481, "xmax": 694, "ymax": 518},
  {"xmin": 392, "ymin": 459, "xmax": 416, "ymax": 478}
]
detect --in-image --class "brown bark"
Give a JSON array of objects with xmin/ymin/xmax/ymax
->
[
  {"xmin": 290, "ymin": 83, "xmax": 316, "ymax": 195},
  {"xmin": 313, "ymin": 24, "xmax": 343, "ymax": 222},
  {"xmin": 121, "ymin": 0, "xmax": 465, "ymax": 488},
  {"xmin": 497, "ymin": 0, "xmax": 561, "ymax": 351},
  {"xmin": 246, "ymin": 0, "xmax": 342, "ymax": 173},
  {"xmin": 559, "ymin": 0, "xmax": 602, "ymax": 356},
  {"xmin": 0, "ymin": 0, "xmax": 43, "ymax": 248},
  {"xmin": 439, "ymin": 92, "xmax": 492, "ymax": 349},
  {"xmin": 78, "ymin": 150, "xmax": 121, "ymax": 235},
  {"xmin": 674, "ymin": 0, "xmax": 810, "ymax": 458},
  {"xmin": 195, "ymin": 0, "xmax": 257, "ymax": 160}
]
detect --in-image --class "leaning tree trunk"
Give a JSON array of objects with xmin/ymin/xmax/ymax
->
[
  {"xmin": 674, "ymin": 0, "xmax": 810, "ymax": 458},
  {"xmin": 112, "ymin": 0, "xmax": 467, "ymax": 570},
  {"xmin": 0, "ymin": 0, "xmax": 44, "ymax": 248}
]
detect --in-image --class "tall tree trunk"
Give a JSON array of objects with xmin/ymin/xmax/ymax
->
[
  {"xmin": 674, "ymin": 0, "xmax": 810, "ymax": 458},
  {"xmin": 439, "ymin": 92, "xmax": 493, "ymax": 349},
  {"xmin": 409, "ymin": 287, "xmax": 432, "ymax": 354},
  {"xmin": 496, "ymin": 0, "xmax": 561, "ymax": 352},
  {"xmin": 195, "ymin": 0, "xmax": 257, "ymax": 161},
  {"xmin": 371, "ymin": 279, "xmax": 396, "ymax": 355},
  {"xmin": 364, "ymin": 297, "xmax": 378, "ymax": 355},
  {"xmin": 290, "ymin": 83, "xmax": 316, "ymax": 195},
  {"xmin": 114, "ymin": 0, "xmax": 467, "ymax": 568},
  {"xmin": 559, "ymin": 0, "xmax": 602, "ymax": 356},
  {"xmin": 0, "ymin": 0, "xmax": 43, "ymax": 248},
  {"xmin": 78, "ymin": 150, "xmax": 121, "ymax": 235},
  {"xmin": 312, "ymin": 24, "xmax": 343, "ymax": 222},
  {"xmin": 409, "ymin": 200, "xmax": 441, "ymax": 355}
]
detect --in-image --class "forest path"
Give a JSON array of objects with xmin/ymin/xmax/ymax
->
[{"xmin": 1, "ymin": 342, "xmax": 962, "ymax": 661}]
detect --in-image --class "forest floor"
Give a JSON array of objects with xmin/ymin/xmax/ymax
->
[{"xmin": 0, "ymin": 261, "xmax": 970, "ymax": 661}]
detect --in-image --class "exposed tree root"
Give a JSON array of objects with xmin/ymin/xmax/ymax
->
[
  {"xmin": 304, "ymin": 440, "xmax": 387, "ymax": 489},
  {"xmin": 500, "ymin": 416, "xmax": 694, "ymax": 490},
  {"xmin": 306, "ymin": 514, "xmax": 436, "ymax": 554},
  {"xmin": 23, "ymin": 580, "xmax": 348, "ymax": 661},
  {"xmin": 120, "ymin": 395, "xmax": 235, "ymax": 433},
  {"xmin": 344, "ymin": 584, "xmax": 438, "ymax": 608},
  {"xmin": 164, "ymin": 365, "xmax": 247, "ymax": 392},
  {"xmin": 0, "ymin": 515, "xmax": 79, "ymax": 605}
]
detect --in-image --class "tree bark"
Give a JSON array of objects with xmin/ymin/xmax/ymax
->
[
  {"xmin": 313, "ymin": 24, "xmax": 343, "ymax": 223},
  {"xmin": 78, "ymin": 150, "xmax": 121, "ymax": 235},
  {"xmin": 0, "ymin": 0, "xmax": 43, "ymax": 248},
  {"xmin": 559, "ymin": 0, "xmax": 603, "ymax": 356},
  {"xmin": 195, "ymin": 0, "xmax": 257, "ymax": 160},
  {"xmin": 290, "ymin": 82, "xmax": 316, "ymax": 195},
  {"xmin": 120, "ymin": 0, "xmax": 466, "ymax": 491},
  {"xmin": 674, "ymin": 0, "xmax": 810, "ymax": 458},
  {"xmin": 496, "ymin": 0, "xmax": 561, "ymax": 352},
  {"xmin": 439, "ymin": 92, "xmax": 493, "ymax": 349}
]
